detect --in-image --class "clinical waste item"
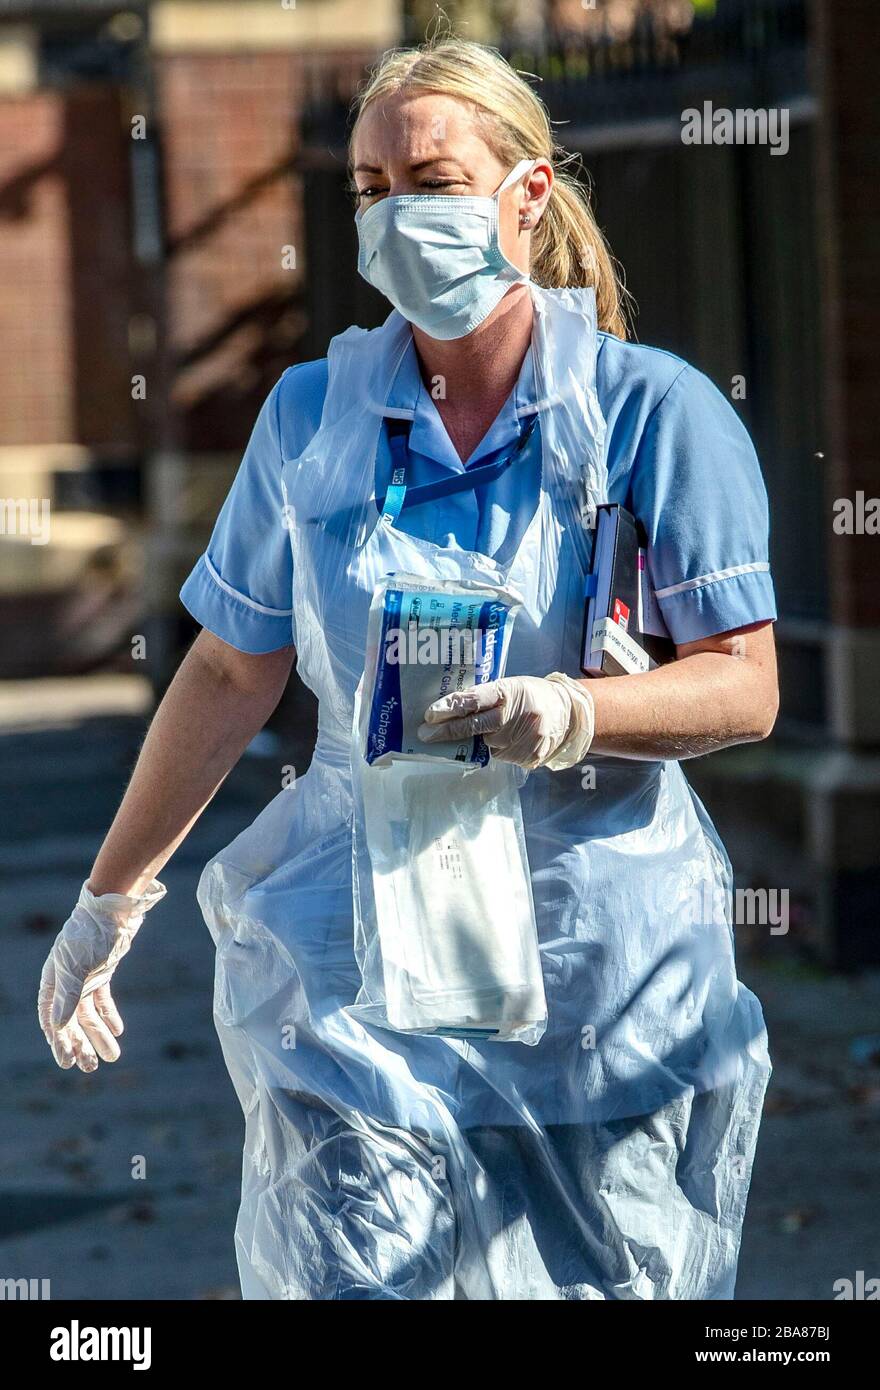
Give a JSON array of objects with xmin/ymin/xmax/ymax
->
[
  {"xmin": 356, "ymin": 160, "xmax": 536, "ymax": 340},
  {"xmin": 362, "ymin": 574, "xmax": 521, "ymax": 767},
  {"xmin": 354, "ymin": 753, "xmax": 546, "ymax": 1041},
  {"xmin": 354, "ymin": 572, "xmax": 545, "ymax": 1042},
  {"xmin": 38, "ymin": 878, "xmax": 166, "ymax": 1071},
  {"xmin": 420, "ymin": 671, "xmax": 595, "ymax": 772},
  {"xmin": 581, "ymin": 502, "xmax": 675, "ymax": 675}
]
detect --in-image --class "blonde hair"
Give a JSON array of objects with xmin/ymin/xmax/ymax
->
[{"xmin": 351, "ymin": 36, "xmax": 630, "ymax": 339}]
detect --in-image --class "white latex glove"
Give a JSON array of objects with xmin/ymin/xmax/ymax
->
[
  {"xmin": 38, "ymin": 879, "xmax": 166, "ymax": 1072},
  {"xmin": 418, "ymin": 672, "xmax": 595, "ymax": 772}
]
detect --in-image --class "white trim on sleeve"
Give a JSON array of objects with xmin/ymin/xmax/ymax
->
[
  {"xmin": 202, "ymin": 553, "xmax": 294, "ymax": 617},
  {"xmin": 654, "ymin": 561, "xmax": 770, "ymax": 600}
]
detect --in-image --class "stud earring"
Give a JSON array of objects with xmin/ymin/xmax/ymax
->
[{"xmin": 519, "ymin": 212, "xmax": 533, "ymax": 228}]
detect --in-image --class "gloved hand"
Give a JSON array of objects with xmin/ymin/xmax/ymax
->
[
  {"xmin": 419, "ymin": 672, "xmax": 595, "ymax": 772},
  {"xmin": 38, "ymin": 879, "xmax": 166, "ymax": 1072}
]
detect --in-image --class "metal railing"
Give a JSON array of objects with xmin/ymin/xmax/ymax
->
[
  {"xmin": 400, "ymin": 0, "xmax": 808, "ymax": 68},
  {"xmin": 304, "ymin": 0, "xmax": 811, "ymax": 151},
  {"xmin": 501, "ymin": 1, "xmax": 806, "ymax": 80}
]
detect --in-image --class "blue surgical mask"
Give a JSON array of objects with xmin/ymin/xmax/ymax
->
[{"xmin": 355, "ymin": 159, "xmax": 536, "ymax": 340}]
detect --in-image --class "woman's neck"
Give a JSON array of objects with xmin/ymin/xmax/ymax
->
[{"xmin": 412, "ymin": 286, "xmax": 534, "ymax": 463}]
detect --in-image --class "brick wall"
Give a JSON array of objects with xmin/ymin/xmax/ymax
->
[
  {"xmin": 0, "ymin": 46, "xmax": 372, "ymax": 456},
  {"xmin": 0, "ymin": 84, "xmax": 138, "ymax": 451},
  {"xmin": 158, "ymin": 48, "xmax": 372, "ymax": 453},
  {"xmin": 62, "ymin": 85, "xmax": 140, "ymax": 451},
  {"xmin": 0, "ymin": 91, "xmax": 73, "ymax": 445}
]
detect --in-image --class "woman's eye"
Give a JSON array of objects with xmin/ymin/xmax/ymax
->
[{"xmin": 353, "ymin": 179, "xmax": 463, "ymax": 201}]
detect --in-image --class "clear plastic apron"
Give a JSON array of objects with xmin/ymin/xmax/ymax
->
[{"xmin": 197, "ymin": 287, "xmax": 771, "ymax": 1299}]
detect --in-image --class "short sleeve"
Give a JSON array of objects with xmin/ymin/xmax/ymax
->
[
  {"xmin": 179, "ymin": 376, "xmax": 296, "ymax": 653},
  {"xmin": 628, "ymin": 364, "xmax": 777, "ymax": 644}
]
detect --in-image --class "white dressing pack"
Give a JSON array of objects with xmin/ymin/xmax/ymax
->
[{"xmin": 352, "ymin": 573, "xmax": 546, "ymax": 1043}]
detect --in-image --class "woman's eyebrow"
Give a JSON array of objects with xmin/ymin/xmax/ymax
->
[
  {"xmin": 410, "ymin": 157, "xmax": 457, "ymax": 171},
  {"xmin": 352, "ymin": 158, "xmax": 460, "ymax": 175}
]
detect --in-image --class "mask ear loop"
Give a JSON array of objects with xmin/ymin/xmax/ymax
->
[
  {"xmin": 493, "ymin": 158, "xmax": 540, "ymax": 196},
  {"xmin": 489, "ymin": 158, "xmax": 543, "ymax": 286}
]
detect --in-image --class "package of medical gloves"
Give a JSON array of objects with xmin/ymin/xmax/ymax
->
[{"xmin": 350, "ymin": 575, "xmax": 548, "ymax": 1045}]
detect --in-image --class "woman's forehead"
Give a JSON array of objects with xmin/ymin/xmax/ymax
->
[{"xmin": 353, "ymin": 92, "xmax": 493, "ymax": 167}]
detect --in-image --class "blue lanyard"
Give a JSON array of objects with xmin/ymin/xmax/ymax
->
[
  {"xmin": 378, "ymin": 414, "xmax": 539, "ymax": 525},
  {"xmin": 308, "ymin": 414, "xmax": 539, "ymax": 539}
]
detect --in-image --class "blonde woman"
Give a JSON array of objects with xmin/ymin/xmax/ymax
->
[{"xmin": 39, "ymin": 38, "xmax": 777, "ymax": 1300}]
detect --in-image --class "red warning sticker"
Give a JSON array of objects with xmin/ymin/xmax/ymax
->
[{"xmin": 613, "ymin": 598, "xmax": 630, "ymax": 631}]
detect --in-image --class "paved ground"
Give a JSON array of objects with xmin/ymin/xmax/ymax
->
[{"xmin": 1, "ymin": 686, "xmax": 878, "ymax": 1300}]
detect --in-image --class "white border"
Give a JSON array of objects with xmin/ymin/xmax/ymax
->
[
  {"xmin": 202, "ymin": 553, "xmax": 293, "ymax": 617},
  {"xmin": 654, "ymin": 561, "xmax": 770, "ymax": 600}
]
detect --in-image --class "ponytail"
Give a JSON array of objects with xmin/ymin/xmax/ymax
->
[{"xmin": 530, "ymin": 167, "xmax": 630, "ymax": 338}]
